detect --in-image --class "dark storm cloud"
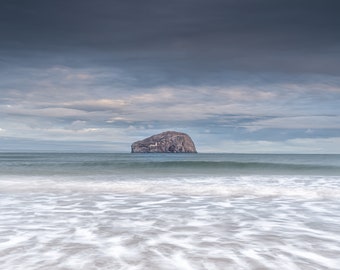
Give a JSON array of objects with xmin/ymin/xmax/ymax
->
[{"xmin": 1, "ymin": 0, "xmax": 340, "ymax": 76}]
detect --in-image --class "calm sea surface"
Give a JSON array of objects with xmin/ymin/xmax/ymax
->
[{"xmin": 1, "ymin": 153, "xmax": 340, "ymax": 269}]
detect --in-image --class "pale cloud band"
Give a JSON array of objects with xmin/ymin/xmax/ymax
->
[{"xmin": 1, "ymin": 65, "xmax": 339, "ymax": 152}]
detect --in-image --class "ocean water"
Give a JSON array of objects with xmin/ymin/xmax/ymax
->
[{"xmin": 1, "ymin": 153, "xmax": 340, "ymax": 270}]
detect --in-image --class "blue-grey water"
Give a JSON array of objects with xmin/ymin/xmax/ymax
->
[{"xmin": 1, "ymin": 153, "xmax": 340, "ymax": 269}]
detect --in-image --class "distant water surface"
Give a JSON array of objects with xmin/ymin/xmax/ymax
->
[{"xmin": 0, "ymin": 153, "xmax": 340, "ymax": 269}]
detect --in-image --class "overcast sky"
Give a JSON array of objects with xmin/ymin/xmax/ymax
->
[{"xmin": 1, "ymin": 0, "xmax": 340, "ymax": 153}]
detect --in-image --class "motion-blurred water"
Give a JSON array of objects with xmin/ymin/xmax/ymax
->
[{"xmin": 1, "ymin": 153, "xmax": 340, "ymax": 269}]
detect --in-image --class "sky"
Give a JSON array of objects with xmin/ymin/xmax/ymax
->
[{"xmin": 1, "ymin": 0, "xmax": 340, "ymax": 153}]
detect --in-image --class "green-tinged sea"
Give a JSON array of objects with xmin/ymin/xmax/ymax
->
[{"xmin": 1, "ymin": 153, "xmax": 340, "ymax": 269}]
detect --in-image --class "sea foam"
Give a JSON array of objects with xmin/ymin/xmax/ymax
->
[
  {"xmin": 0, "ymin": 175, "xmax": 340, "ymax": 199},
  {"xmin": 1, "ymin": 192, "xmax": 340, "ymax": 270}
]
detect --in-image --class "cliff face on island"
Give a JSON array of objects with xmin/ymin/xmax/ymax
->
[{"xmin": 131, "ymin": 131, "xmax": 197, "ymax": 153}]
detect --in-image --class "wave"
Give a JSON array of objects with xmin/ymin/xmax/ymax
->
[
  {"xmin": 1, "ymin": 175, "xmax": 340, "ymax": 199},
  {"xmin": 1, "ymin": 153, "xmax": 340, "ymax": 176},
  {"xmin": 112, "ymin": 160, "xmax": 339, "ymax": 170},
  {"xmin": 47, "ymin": 160, "xmax": 340, "ymax": 176}
]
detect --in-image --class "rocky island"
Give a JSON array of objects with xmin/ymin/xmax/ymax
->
[{"xmin": 131, "ymin": 131, "xmax": 197, "ymax": 153}]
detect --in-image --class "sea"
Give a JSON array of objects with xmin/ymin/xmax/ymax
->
[{"xmin": 1, "ymin": 153, "xmax": 340, "ymax": 270}]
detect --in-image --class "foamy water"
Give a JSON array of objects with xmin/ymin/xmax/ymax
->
[{"xmin": 1, "ymin": 153, "xmax": 340, "ymax": 269}]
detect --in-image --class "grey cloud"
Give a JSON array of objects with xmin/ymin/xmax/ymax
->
[
  {"xmin": 2, "ymin": 78, "xmax": 339, "ymax": 131},
  {"xmin": 1, "ymin": 0, "xmax": 340, "ymax": 76},
  {"xmin": 243, "ymin": 116, "xmax": 340, "ymax": 131}
]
